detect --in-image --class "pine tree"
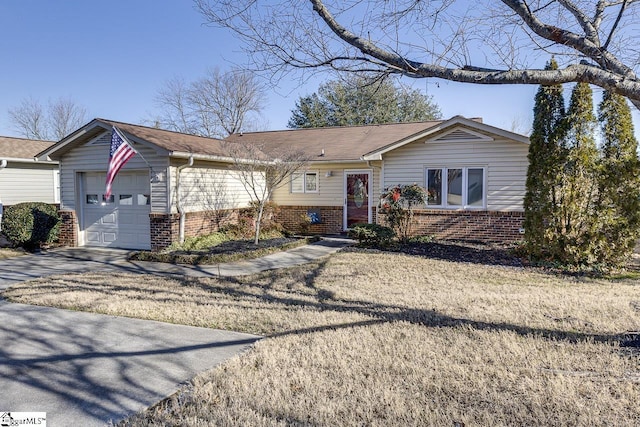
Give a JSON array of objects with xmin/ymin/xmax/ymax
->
[
  {"xmin": 552, "ymin": 82, "xmax": 599, "ymax": 264},
  {"xmin": 287, "ymin": 75, "xmax": 441, "ymax": 128},
  {"xmin": 523, "ymin": 58, "xmax": 567, "ymax": 259},
  {"xmin": 595, "ymin": 91, "xmax": 640, "ymax": 266}
]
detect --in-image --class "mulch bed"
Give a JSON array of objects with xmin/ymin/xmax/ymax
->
[
  {"xmin": 174, "ymin": 237, "xmax": 299, "ymax": 256},
  {"xmin": 129, "ymin": 237, "xmax": 307, "ymax": 265},
  {"xmin": 345, "ymin": 240, "xmax": 524, "ymax": 268}
]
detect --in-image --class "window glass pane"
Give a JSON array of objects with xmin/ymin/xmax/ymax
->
[
  {"xmin": 119, "ymin": 194, "xmax": 133, "ymax": 205},
  {"xmin": 291, "ymin": 173, "xmax": 304, "ymax": 193},
  {"xmin": 86, "ymin": 194, "xmax": 98, "ymax": 205},
  {"xmin": 447, "ymin": 169, "xmax": 463, "ymax": 206},
  {"xmin": 305, "ymin": 172, "xmax": 317, "ymax": 192},
  {"xmin": 426, "ymin": 169, "xmax": 442, "ymax": 205},
  {"xmin": 102, "ymin": 194, "xmax": 114, "ymax": 204},
  {"xmin": 137, "ymin": 194, "xmax": 150, "ymax": 205},
  {"xmin": 467, "ymin": 168, "xmax": 484, "ymax": 206}
]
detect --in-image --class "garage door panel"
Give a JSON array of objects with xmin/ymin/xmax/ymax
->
[
  {"xmin": 81, "ymin": 172, "xmax": 151, "ymax": 250},
  {"xmin": 103, "ymin": 233, "xmax": 117, "ymax": 244},
  {"xmin": 86, "ymin": 231, "xmax": 101, "ymax": 245},
  {"xmin": 102, "ymin": 213, "xmax": 117, "ymax": 224}
]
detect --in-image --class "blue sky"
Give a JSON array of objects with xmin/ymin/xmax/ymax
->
[{"xmin": 0, "ymin": 1, "xmax": 636, "ymax": 139}]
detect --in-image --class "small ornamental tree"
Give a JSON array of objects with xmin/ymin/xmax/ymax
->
[{"xmin": 379, "ymin": 183, "xmax": 427, "ymax": 242}]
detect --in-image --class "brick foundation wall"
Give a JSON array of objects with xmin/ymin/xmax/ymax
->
[
  {"xmin": 378, "ymin": 209, "xmax": 525, "ymax": 243},
  {"xmin": 277, "ymin": 205, "xmax": 344, "ymax": 235},
  {"xmin": 150, "ymin": 209, "xmax": 242, "ymax": 251},
  {"xmin": 58, "ymin": 209, "xmax": 78, "ymax": 247}
]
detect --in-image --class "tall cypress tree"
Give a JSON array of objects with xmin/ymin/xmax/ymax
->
[
  {"xmin": 595, "ymin": 91, "xmax": 640, "ymax": 266},
  {"xmin": 523, "ymin": 58, "xmax": 566, "ymax": 259},
  {"xmin": 552, "ymin": 82, "xmax": 599, "ymax": 264}
]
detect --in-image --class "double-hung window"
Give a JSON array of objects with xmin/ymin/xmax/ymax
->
[
  {"xmin": 291, "ymin": 171, "xmax": 319, "ymax": 193},
  {"xmin": 426, "ymin": 167, "xmax": 485, "ymax": 208}
]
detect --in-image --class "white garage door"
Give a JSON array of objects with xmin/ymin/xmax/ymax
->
[{"xmin": 81, "ymin": 171, "xmax": 151, "ymax": 250}]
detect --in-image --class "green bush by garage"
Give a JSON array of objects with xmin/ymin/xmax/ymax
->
[{"xmin": 2, "ymin": 202, "xmax": 60, "ymax": 249}]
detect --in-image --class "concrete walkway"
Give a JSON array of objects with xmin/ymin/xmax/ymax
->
[
  {"xmin": 0, "ymin": 237, "xmax": 352, "ymax": 288},
  {"xmin": 0, "ymin": 237, "xmax": 352, "ymax": 426}
]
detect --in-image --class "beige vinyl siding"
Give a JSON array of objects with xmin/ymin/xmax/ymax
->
[
  {"xmin": 383, "ymin": 136, "xmax": 529, "ymax": 211},
  {"xmin": 272, "ymin": 162, "xmax": 382, "ymax": 206},
  {"xmin": 170, "ymin": 160, "xmax": 262, "ymax": 213},
  {"xmin": 0, "ymin": 162, "xmax": 58, "ymax": 205},
  {"xmin": 59, "ymin": 131, "xmax": 169, "ymax": 213}
]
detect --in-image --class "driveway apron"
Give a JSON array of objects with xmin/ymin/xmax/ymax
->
[{"xmin": 0, "ymin": 248, "xmax": 260, "ymax": 426}]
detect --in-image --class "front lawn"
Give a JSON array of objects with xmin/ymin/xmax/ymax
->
[
  {"xmin": 4, "ymin": 251, "xmax": 640, "ymax": 426},
  {"xmin": 0, "ymin": 247, "xmax": 25, "ymax": 259}
]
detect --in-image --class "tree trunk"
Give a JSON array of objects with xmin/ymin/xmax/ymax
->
[{"xmin": 254, "ymin": 202, "xmax": 265, "ymax": 245}]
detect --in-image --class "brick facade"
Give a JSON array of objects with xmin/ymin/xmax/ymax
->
[
  {"xmin": 377, "ymin": 209, "xmax": 525, "ymax": 243},
  {"xmin": 58, "ymin": 205, "xmax": 524, "ymax": 251},
  {"xmin": 58, "ymin": 209, "xmax": 78, "ymax": 247},
  {"xmin": 276, "ymin": 205, "xmax": 344, "ymax": 235},
  {"xmin": 150, "ymin": 209, "xmax": 241, "ymax": 251}
]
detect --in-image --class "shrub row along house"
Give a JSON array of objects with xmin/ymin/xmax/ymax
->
[{"xmin": 35, "ymin": 116, "xmax": 529, "ymax": 251}]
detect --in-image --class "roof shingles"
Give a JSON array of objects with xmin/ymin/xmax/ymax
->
[
  {"xmin": 0, "ymin": 136, "xmax": 55, "ymax": 160},
  {"xmin": 224, "ymin": 121, "xmax": 445, "ymax": 161}
]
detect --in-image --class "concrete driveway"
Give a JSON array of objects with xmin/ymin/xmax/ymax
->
[
  {"xmin": 0, "ymin": 240, "xmax": 350, "ymax": 425},
  {"xmin": 0, "ymin": 248, "xmax": 262, "ymax": 426}
]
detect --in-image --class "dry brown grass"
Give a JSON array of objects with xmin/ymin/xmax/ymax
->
[
  {"xmin": 5, "ymin": 252, "xmax": 640, "ymax": 426},
  {"xmin": 0, "ymin": 248, "xmax": 25, "ymax": 259}
]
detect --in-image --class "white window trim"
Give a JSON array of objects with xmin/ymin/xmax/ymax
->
[
  {"xmin": 291, "ymin": 170, "xmax": 319, "ymax": 194},
  {"xmin": 425, "ymin": 166, "xmax": 487, "ymax": 209},
  {"xmin": 53, "ymin": 169, "xmax": 61, "ymax": 204}
]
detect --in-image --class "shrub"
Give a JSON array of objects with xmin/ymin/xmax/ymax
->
[
  {"xmin": 379, "ymin": 184, "xmax": 427, "ymax": 242},
  {"xmin": 3, "ymin": 202, "xmax": 60, "ymax": 249},
  {"xmin": 348, "ymin": 223, "xmax": 395, "ymax": 247}
]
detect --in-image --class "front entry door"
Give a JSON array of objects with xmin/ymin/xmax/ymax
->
[{"xmin": 344, "ymin": 171, "xmax": 372, "ymax": 229}]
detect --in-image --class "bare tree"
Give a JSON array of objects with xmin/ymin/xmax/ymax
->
[
  {"xmin": 8, "ymin": 97, "xmax": 47, "ymax": 140},
  {"xmin": 8, "ymin": 96, "xmax": 87, "ymax": 140},
  {"xmin": 154, "ymin": 68, "xmax": 267, "ymax": 138},
  {"xmin": 154, "ymin": 76, "xmax": 201, "ymax": 135},
  {"xmin": 224, "ymin": 140, "xmax": 310, "ymax": 244},
  {"xmin": 195, "ymin": 0, "xmax": 640, "ymax": 110}
]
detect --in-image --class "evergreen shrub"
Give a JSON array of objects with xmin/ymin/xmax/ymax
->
[{"xmin": 3, "ymin": 202, "xmax": 60, "ymax": 248}]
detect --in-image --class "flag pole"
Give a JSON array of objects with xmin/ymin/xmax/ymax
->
[{"xmin": 113, "ymin": 126, "xmax": 155, "ymax": 175}]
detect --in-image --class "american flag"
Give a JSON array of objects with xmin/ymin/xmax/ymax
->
[{"xmin": 105, "ymin": 126, "xmax": 137, "ymax": 199}]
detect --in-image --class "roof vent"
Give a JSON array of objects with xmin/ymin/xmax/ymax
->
[{"xmin": 320, "ymin": 149, "xmax": 325, "ymax": 157}]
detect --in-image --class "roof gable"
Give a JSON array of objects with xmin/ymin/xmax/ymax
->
[
  {"xmin": 37, "ymin": 118, "xmax": 229, "ymax": 161},
  {"xmin": 427, "ymin": 127, "xmax": 494, "ymax": 143},
  {"xmin": 361, "ymin": 116, "xmax": 529, "ymax": 160}
]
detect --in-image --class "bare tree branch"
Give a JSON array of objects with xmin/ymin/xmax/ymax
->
[
  {"xmin": 224, "ymin": 140, "xmax": 310, "ymax": 243},
  {"xmin": 194, "ymin": 0, "xmax": 640, "ymax": 109},
  {"xmin": 153, "ymin": 67, "xmax": 267, "ymax": 138},
  {"xmin": 8, "ymin": 96, "xmax": 87, "ymax": 140}
]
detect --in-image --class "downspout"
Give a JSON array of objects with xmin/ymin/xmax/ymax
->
[{"xmin": 176, "ymin": 155, "xmax": 194, "ymax": 244}]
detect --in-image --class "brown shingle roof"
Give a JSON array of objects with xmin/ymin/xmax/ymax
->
[
  {"xmin": 0, "ymin": 136, "xmax": 55, "ymax": 160},
  {"xmin": 224, "ymin": 121, "xmax": 446, "ymax": 161},
  {"xmin": 100, "ymin": 119, "xmax": 228, "ymax": 157}
]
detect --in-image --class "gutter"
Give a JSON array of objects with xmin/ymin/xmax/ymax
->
[
  {"xmin": 175, "ymin": 154, "xmax": 194, "ymax": 244},
  {"xmin": 0, "ymin": 157, "xmax": 58, "ymax": 165}
]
